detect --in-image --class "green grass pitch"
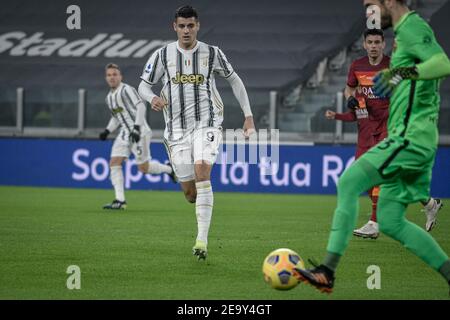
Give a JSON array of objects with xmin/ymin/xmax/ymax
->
[{"xmin": 0, "ymin": 186, "xmax": 449, "ymax": 299}]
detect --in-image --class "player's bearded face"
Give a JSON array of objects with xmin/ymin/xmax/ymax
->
[
  {"xmin": 174, "ymin": 17, "xmax": 199, "ymax": 49},
  {"xmin": 105, "ymin": 69, "xmax": 122, "ymax": 88},
  {"xmin": 380, "ymin": 5, "xmax": 393, "ymax": 29}
]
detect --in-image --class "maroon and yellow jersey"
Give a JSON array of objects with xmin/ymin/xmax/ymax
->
[{"xmin": 335, "ymin": 55, "xmax": 390, "ymax": 150}]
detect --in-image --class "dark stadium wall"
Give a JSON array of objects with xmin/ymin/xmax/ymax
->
[{"xmin": 0, "ymin": 0, "xmax": 366, "ymax": 91}]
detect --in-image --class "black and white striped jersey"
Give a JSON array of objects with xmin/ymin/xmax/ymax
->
[
  {"xmin": 105, "ymin": 82, "xmax": 151, "ymax": 139},
  {"xmin": 140, "ymin": 41, "xmax": 233, "ymax": 141}
]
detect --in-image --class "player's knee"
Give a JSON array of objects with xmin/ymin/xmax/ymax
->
[
  {"xmin": 184, "ymin": 189, "xmax": 197, "ymax": 203},
  {"xmin": 377, "ymin": 198, "xmax": 406, "ymax": 238},
  {"xmin": 377, "ymin": 214, "xmax": 403, "ymax": 238},
  {"xmin": 110, "ymin": 160, "xmax": 118, "ymax": 167},
  {"xmin": 196, "ymin": 173, "xmax": 209, "ymax": 182},
  {"xmin": 336, "ymin": 171, "xmax": 355, "ymax": 197},
  {"xmin": 194, "ymin": 161, "xmax": 212, "ymax": 181},
  {"xmin": 336, "ymin": 163, "xmax": 365, "ymax": 195},
  {"xmin": 378, "ymin": 221, "xmax": 396, "ymax": 237},
  {"xmin": 110, "ymin": 158, "xmax": 124, "ymax": 167},
  {"xmin": 137, "ymin": 163, "xmax": 149, "ymax": 173}
]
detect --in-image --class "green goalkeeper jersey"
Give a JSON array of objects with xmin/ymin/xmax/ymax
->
[{"xmin": 389, "ymin": 11, "xmax": 445, "ymax": 148}]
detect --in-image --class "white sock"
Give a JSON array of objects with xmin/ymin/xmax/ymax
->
[
  {"xmin": 110, "ymin": 166, "xmax": 125, "ymax": 202},
  {"xmin": 146, "ymin": 160, "xmax": 172, "ymax": 175},
  {"xmin": 195, "ymin": 181, "xmax": 213, "ymax": 245}
]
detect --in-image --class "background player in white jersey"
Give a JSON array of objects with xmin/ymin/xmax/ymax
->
[
  {"xmin": 100, "ymin": 63, "xmax": 175, "ymax": 210},
  {"xmin": 138, "ymin": 6, "xmax": 255, "ymax": 260}
]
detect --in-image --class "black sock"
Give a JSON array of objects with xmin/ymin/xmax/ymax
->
[
  {"xmin": 323, "ymin": 252, "xmax": 340, "ymax": 273},
  {"xmin": 439, "ymin": 260, "xmax": 450, "ymax": 283}
]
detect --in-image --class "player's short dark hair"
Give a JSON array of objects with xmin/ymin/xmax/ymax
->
[
  {"xmin": 105, "ymin": 63, "xmax": 120, "ymax": 71},
  {"xmin": 364, "ymin": 28, "xmax": 384, "ymax": 41},
  {"xmin": 175, "ymin": 5, "xmax": 198, "ymax": 21}
]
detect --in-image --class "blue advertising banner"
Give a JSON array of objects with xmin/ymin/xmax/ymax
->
[{"xmin": 0, "ymin": 138, "xmax": 449, "ymax": 197}]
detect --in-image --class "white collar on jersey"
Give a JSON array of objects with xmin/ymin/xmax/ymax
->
[
  {"xmin": 110, "ymin": 82, "xmax": 124, "ymax": 94},
  {"xmin": 176, "ymin": 40, "xmax": 200, "ymax": 54}
]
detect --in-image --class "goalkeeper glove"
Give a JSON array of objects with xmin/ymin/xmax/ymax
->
[
  {"xmin": 346, "ymin": 96, "xmax": 359, "ymax": 110},
  {"xmin": 99, "ymin": 129, "xmax": 110, "ymax": 141},
  {"xmin": 130, "ymin": 125, "xmax": 141, "ymax": 143},
  {"xmin": 373, "ymin": 67, "xmax": 419, "ymax": 98}
]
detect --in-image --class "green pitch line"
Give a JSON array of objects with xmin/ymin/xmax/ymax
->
[{"xmin": 0, "ymin": 186, "xmax": 448, "ymax": 299}]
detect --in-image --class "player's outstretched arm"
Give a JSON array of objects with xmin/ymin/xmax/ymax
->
[
  {"xmin": 243, "ymin": 116, "xmax": 255, "ymax": 138},
  {"xmin": 325, "ymin": 110, "xmax": 356, "ymax": 122},
  {"xmin": 344, "ymin": 85, "xmax": 356, "ymax": 100},
  {"xmin": 138, "ymin": 81, "xmax": 156, "ymax": 107},
  {"xmin": 325, "ymin": 110, "xmax": 336, "ymax": 120},
  {"xmin": 326, "ymin": 87, "xmax": 357, "ymax": 122},
  {"xmin": 138, "ymin": 80, "xmax": 167, "ymax": 112},
  {"xmin": 138, "ymin": 48, "xmax": 166, "ymax": 111},
  {"xmin": 100, "ymin": 117, "xmax": 120, "ymax": 140},
  {"xmin": 134, "ymin": 101, "xmax": 146, "ymax": 127},
  {"xmin": 334, "ymin": 111, "xmax": 357, "ymax": 122},
  {"xmin": 225, "ymin": 72, "xmax": 255, "ymax": 137}
]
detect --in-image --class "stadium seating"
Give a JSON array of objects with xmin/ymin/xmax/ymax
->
[
  {"xmin": 0, "ymin": 0, "xmax": 448, "ymax": 137},
  {"xmin": 284, "ymin": 0, "xmax": 450, "ymax": 136},
  {"xmin": 0, "ymin": 0, "xmax": 365, "ymax": 131}
]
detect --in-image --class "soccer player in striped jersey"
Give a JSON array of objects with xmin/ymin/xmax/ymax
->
[
  {"xmin": 138, "ymin": 5, "xmax": 255, "ymax": 260},
  {"xmin": 100, "ymin": 63, "xmax": 175, "ymax": 210}
]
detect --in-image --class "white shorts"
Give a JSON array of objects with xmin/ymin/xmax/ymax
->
[
  {"xmin": 111, "ymin": 130, "xmax": 152, "ymax": 165},
  {"xmin": 164, "ymin": 127, "xmax": 222, "ymax": 182}
]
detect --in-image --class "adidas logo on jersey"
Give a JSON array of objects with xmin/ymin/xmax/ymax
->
[{"xmin": 172, "ymin": 72, "xmax": 205, "ymax": 85}]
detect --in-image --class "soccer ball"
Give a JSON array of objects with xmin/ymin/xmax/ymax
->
[{"xmin": 262, "ymin": 248, "xmax": 305, "ymax": 290}]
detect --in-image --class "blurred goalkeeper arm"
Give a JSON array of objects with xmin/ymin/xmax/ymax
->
[
  {"xmin": 416, "ymin": 53, "xmax": 450, "ymax": 80},
  {"xmin": 374, "ymin": 53, "xmax": 450, "ymax": 97}
]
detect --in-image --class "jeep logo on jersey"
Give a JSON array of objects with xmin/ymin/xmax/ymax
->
[
  {"xmin": 172, "ymin": 72, "xmax": 205, "ymax": 85},
  {"xmin": 111, "ymin": 106, "xmax": 124, "ymax": 114}
]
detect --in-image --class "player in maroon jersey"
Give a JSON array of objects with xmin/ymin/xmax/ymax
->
[
  {"xmin": 325, "ymin": 29, "xmax": 389, "ymax": 239},
  {"xmin": 326, "ymin": 28, "xmax": 442, "ymax": 239}
]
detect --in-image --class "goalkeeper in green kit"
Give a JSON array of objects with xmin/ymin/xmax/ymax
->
[{"xmin": 295, "ymin": 0, "xmax": 450, "ymax": 294}]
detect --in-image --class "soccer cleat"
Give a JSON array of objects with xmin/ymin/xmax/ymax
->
[
  {"xmin": 423, "ymin": 198, "xmax": 443, "ymax": 232},
  {"xmin": 353, "ymin": 220, "xmax": 379, "ymax": 239},
  {"xmin": 103, "ymin": 199, "xmax": 127, "ymax": 210},
  {"xmin": 192, "ymin": 240, "xmax": 207, "ymax": 261},
  {"xmin": 293, "ymin": 260, "xmax": 334, "ymax": 294}
]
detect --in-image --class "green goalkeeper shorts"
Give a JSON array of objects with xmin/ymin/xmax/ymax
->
[{"xmin": 359, "ymin": 136, "xmax": 436, "ymax": 204}]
